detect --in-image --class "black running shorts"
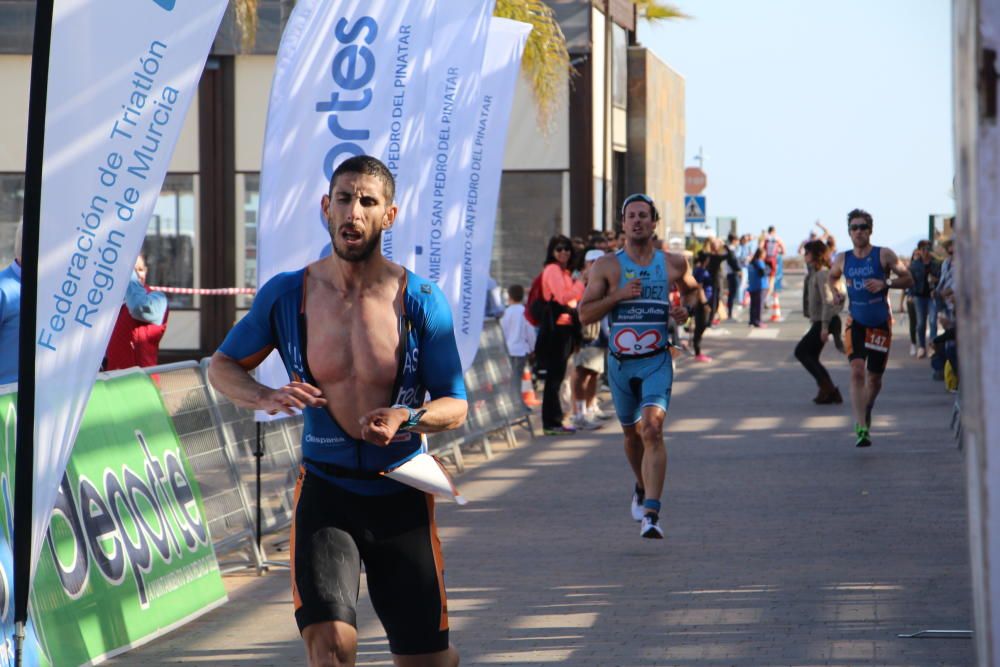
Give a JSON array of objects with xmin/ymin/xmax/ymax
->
[
  {"xmin": 844, "ymin": 320, "xmax": 890, "ymax": 374},
  {"xmin": 291, "ymin": 467, "xmax": 450, "ymax": 655}
]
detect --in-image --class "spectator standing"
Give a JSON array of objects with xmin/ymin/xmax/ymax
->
[
  {"xmin": 724, "ymin": 233, "xmax": 741, "ymax": 320},
  {"xmin": 536, "ymin": 235, "xmax": 585, "ymax": 435},
  {"xmin": 705, "ymin": 237, "xmax": 728, "ymax": 325},
  {"xmin": 794, "ymin": 240, "xmax": 843, "ymax": 404},
  {"xmin": 735, "ymin": 233, "xmax": 753, "ymax": 307},
  {"xmin": 588, "ymin": 231, "xmax": 609, "ymax": 253},
  {"xmin": 0, "ymin": 221, "xmax": 22, "ymax": 385},
  {"xmin": 902, "ymin": 250, "xmax": 919, "ymax": 356},
  {"xmin": 747, "ymin": 248, "xmax": 768, "ymax": 328},
  {"xmin": 763, "ymin": 225, "xmax": 786, "ymax": 305},
  {"xmin": 931, "ymin": 238, "xmax": 958, "ymax": 384},
  {"xmin": 570, "ymin": 249, "xmax": 610, "ymax": 430},
  {"xmin": 104, "ymin": 254, "xmax": 169, "ymax": 370},
  {"xmin": 798, "ymin": 229, "xmax": 820, "ymax": 256},
  {"xmin": 909, "ymin": 240, "xmax": 940, "ymax": 357},
  {"xmin": 499, "ymin": 284, "xmax": 536, "ymax": 405},
  {"xmin": 936, "ymin": 239, "xmax": 957, "ymax": 322},
  {"xmin": 691, "ymin": 253, "xmax": 713, "ymax": 361}
]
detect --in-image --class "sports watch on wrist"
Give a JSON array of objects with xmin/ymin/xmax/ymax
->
[{"xmin": 392, "ymin": 404, "xmax": 427, "ymax": 430}]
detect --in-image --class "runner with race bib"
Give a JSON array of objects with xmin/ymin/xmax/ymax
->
[
  {"xmin": 829, "ymin": 208, "xmax": 913, "ymax": 448},
  {"xmin": 579, "ymin": 194, "xmax": 703, "ymax": 540}
]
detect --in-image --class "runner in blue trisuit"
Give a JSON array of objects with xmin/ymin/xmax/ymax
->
[
  {"xmin": 579, "ymin": 194, "xmax": 704, "ymax": 539},
  {"xmin": 209, "ymin": 155, "xmax": 467, "ymax": 667},
  {"xmin": 828, "ymin": 208, "xmax": 912, "ymax": 448}
]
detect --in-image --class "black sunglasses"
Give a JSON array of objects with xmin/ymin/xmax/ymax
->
[
  {"xmin": 849, "ymin": 224, "xmax": 871, "ymax": 232},
  {"xmin": 554, "ymin": 245, "xmax": 571, "ymax": 251}
]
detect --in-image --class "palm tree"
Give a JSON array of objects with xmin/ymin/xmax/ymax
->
[
  {"xmin": 230, "ymin": 0, "xmax": 685, "ymax": 129},
  {"xmin": 634, "ymin": 1, "xmax": 687, "ymax": 21}
]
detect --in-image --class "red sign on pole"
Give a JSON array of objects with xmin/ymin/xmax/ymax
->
[{"xmin": 685, "ymin": 167, "xmax": 707, "ymax": 195}]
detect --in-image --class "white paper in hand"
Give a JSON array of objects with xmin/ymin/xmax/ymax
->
[{"xmin": 383, "ymin": 453, "xmax": 467, "ymax": 505}]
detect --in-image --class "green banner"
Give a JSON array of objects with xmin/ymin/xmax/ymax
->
[{"xmin": 0, "ymin": 371, "xmax": 227, "ymax": 666}]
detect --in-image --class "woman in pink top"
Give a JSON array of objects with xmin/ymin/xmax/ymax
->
[{"xmin": 537, "ymin": 234, "xmax": 585, "ymax": 434}]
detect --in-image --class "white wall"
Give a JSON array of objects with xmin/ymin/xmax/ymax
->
[
  {"xmin": 0, "ymin": 56, "xmax": 30, "ymax": 171},
  {"xmin": 591, "ymin": 6, "xmax": 607, "ymax": 179},
  {"xmin": 235, "ymin": 55, "xmax": 276, "ymax": 172},
  {"xmin": 167, "ymin": 91, "xmax": 200, "ymax": 172},
  {"xmin": 502, "ymin": 71, "xmax": 569, "ymax": 171},
  {"xmin": 0, "ymin": 56, "xmax": 198, "ymax": 173}
]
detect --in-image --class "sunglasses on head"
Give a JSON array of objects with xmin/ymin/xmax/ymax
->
[
  {"xmin": 621, "ymin": 193, "xmax": 659, "ymax": 220},
  {"xmin": 849, "ymin": 224, "xmax": 871, "ymax": 232}
]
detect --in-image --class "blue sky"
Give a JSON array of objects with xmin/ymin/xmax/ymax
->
[{"xmin": 638, "ymin": 0, "xmax": 954, "ymax": 254}]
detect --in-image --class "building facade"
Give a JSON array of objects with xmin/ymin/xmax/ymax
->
[{"xmin": 0, "ymin": 0, "xmax": 684, "ymax": 360}]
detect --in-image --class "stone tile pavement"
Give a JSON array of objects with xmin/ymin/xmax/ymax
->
[{"xmin": 108, "ymin": 302, "xmax": 972, "ymax": 666}]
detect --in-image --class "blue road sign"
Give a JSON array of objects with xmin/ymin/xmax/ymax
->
[{"xmin": 685, "ymin": 196, "xmax": 706, "ymax": 223}]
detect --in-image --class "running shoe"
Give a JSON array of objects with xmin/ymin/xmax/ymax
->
[
  {"xmin": 909, "ymin": 343, "xmax": 917, "ymax": 356},
  {"xmin": 543, "ymin": 425, "xmax": 576, "ymax": 436},
  {"xmin": 631, "ymin": 487, "xmax": 645, "ymax": 522},
  {"xmin": 640, "ymin": 513, "xmax": 664, "ymax": 539},
  {"xmin": 694, "ymin": 354, "xmax": 713, "ymax": 363},
  {"xmin": 590, "ymin": 407, "xmax": 614, "ymax": 421},
  {"xmin": 855, "ymin": 424, "xmax": 872, "ymax": 448},
  {"xmin": 572, "ymin": 414, "xmax": 603, "ymax": 431}
]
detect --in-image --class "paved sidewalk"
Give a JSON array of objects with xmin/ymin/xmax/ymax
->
[{"xmin": 109, "ymin": 302, "xmax": 972, "ymax": 666}]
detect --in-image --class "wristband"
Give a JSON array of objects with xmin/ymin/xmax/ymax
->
[{"xmin": 392, "ymin": 404, "xmax": 427, "ymax": 430}]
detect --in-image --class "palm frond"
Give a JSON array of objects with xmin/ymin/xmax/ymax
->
[
  {"xmin": 494, "ymin": 0, "xmax": 573, "ymax": 132},
  {"xmin": 233, "ymin": 0, "xmax": 259, "ymax": 53},
  {"xmin": 634, "ymin": 0, "xmax": 689, "ymax": 21}
]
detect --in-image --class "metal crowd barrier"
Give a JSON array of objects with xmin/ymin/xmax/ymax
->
[
  {"xmin": 198, "ymin": 358, "xmax": 302, "ymax": 563},
  {"xmin": 145, "ymin": 361, "xmax": 264, "ymax": 574},
  {"xmin": 426, "ymin": 319, "xmax": 535, "ymax": 471},
  {"xmin": 140, "ymin": 319, "xmax": 532, "ymax": 573}
]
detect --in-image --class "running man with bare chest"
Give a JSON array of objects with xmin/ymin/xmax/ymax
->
[
  {"xmin": 208, "ymin": 156, "xmax": 467, "ymax": 667},
  {"xmin": 579, "ymin": 194, "xmax": 702, "ymax": 540}
]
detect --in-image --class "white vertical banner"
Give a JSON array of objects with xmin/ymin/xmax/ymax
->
[
  {"xmin": 31, "ymin": 0, "xmax": 227, "ymax": 581},
  {"xmin": 256, "ymin": 0, "xmax": 438, "ymax": 401},
  {"xmin": 452, "ymin": 18, "xmax": 531, "ymax": 368},
  {"xmin": 406, "ymin": 0, "xmax": 494, "ymax": 285}
]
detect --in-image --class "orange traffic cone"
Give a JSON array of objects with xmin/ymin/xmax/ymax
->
[
  {"xmin": 521, "ymin": 367, "xmax": 541, "ymax": 407},
  {"xmin": 770, "ymin": 294, "xmax": 783, "ymax": 321}
]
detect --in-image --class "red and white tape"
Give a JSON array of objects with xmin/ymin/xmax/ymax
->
[{"xmin": 149, "ymin": 286, "xmax": 257, "ymax": 296}]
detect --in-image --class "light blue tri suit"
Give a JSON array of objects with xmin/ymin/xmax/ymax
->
[
  {"xmin": 218, "ymin": 268, "xmax": 466, "ymax": 495},
  {"xmin": 607, "ymin": 249, "xmax": 674, "ymax": 426}
]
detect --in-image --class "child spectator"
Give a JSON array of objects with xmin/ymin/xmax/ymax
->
[{"xmin": 499, "ymin": 284, "xmax": 537, "ymax": 405}]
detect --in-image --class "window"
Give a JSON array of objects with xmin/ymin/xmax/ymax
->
[
  {"xmin": 612, "ymin": 24, "xmax": 628, "ymax": 109},
  {"xmin": 143, "ymin": 174, "xmax": 198, "ymax": 308},
  {"xmin": 0, "ymin": 174, "xmax": 25, "ymax": 268},
  {"xmin": 235, "ymin": 173, "xmax": 260, "ymax": 308}
]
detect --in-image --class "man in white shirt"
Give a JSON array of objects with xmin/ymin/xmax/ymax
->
[{"xmin": 499, "ymin": 283, "xmax": 537, "ymax": 405}]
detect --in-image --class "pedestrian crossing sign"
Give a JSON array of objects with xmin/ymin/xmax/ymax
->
[{"xmin": 685, "ymin": 196, "xmax": 706, "ymax": 223}]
